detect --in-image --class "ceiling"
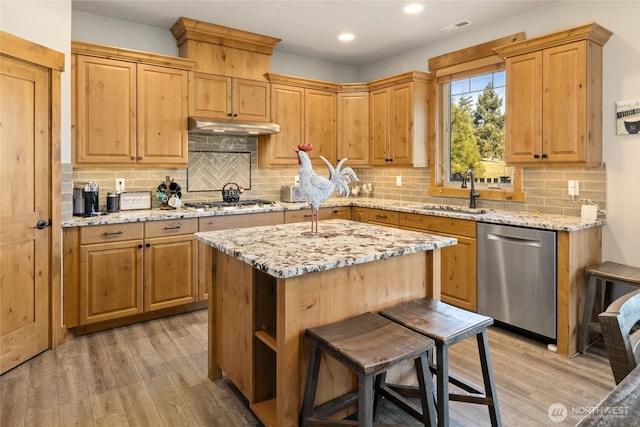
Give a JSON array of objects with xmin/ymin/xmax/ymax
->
[{"xmin": 72, "ymin": 0, "xmax": 553, "ymax": 66}]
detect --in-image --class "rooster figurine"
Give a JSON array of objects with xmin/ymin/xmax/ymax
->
[{"xmin": 295, "ymin": 144, "xmax": 359, "ymax": 235}]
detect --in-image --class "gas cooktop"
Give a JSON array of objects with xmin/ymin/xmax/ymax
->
[{"xmin": 184, "ymin": 199, "xmax": 275, "ymax": 211}]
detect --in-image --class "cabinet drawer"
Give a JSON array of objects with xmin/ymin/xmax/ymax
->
[
  {"xmin": 80, "ymin": 222, "xmax": 143, "ymax": 244},
  {"xmin": 368, "ymin": 208, "xmax": 399, "ymax": 226},
  {"xmin": 145, "ymin": 218, "xmax": 197, "ymax": 238},
  {"xmin": 199, "ymin": 212, "xmax": 283, "ymax": 231},
  {"xmin": 399, "ymin": 213, "xmax": 476, "ymax": 238}
]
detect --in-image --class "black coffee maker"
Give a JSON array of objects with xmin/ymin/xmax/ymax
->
[{"xmin": 83, "ymin": 181, "xmax": 100, "ymax": 217}]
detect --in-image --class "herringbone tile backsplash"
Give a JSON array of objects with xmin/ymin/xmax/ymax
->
[{"xmin": 69, "ymin": 135, "xmax": 606, "ymax": 218}]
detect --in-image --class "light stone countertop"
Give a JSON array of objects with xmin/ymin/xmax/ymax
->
[
  {"xmin": 61, "ymin": 197, "xmax": 606, "ymax": 232},
  {"xmin": 194, "ymin": 219, "xmax": 457, "ymax": 278}
]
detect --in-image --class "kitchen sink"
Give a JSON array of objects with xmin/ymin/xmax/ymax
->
[{"xmin": 409, "ymin": 204, "xmax": 487, "ymax": 215}]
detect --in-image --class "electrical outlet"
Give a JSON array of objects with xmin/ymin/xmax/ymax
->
[
  {"xmin": 396, "ymin": 176, "xmax": 402, "ymax": 186},
  {"xmin": 568, "ymin": 180, "xmax": 579, "ymax": 197},
  {"xmin": 116, "ymin": 178, "xmax": 125, "ymax": 193}
]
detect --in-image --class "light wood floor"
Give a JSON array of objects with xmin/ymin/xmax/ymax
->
[{"xmin": 0, "ymin": 309, "xmax": 615, "ymax": 426}]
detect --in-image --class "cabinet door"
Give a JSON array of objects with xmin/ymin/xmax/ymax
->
[
  {"xmin": 504, "ymin": 51, "xmax": 543, "ymax": 163},
  {"xmin": 233, "ymin": 78, "xmax": 270, "ymax": 122},
  {"xmin": 543, "ymin": 41, "xmax": 587, "ymax": 163},
  {"xmin": 75, "ymin": 55, "xmax": 137, "ymax": 164},
  {"xmin": 190, "ymin": 72, "xmax": 231, "ymax": 119},
  {"xmin": 389, "ymin": 82, "xmax": 413, "ymax": 166},
  {"xmin": 79, "ymin": 240, "xmax": 143, "ymax": 324},
  {"xmin": 137, "ymin": 64, "xmax": 189, "ymax": 165},
  {"xmin": 369, "ymin": 88, "xmax": 391, "ymax": 165},
  {"xmin": 305, "ymin": 88, "xmax": 337, "ymax": 165},
  {"xmin": 260, "ymin": 84, "xmax": 304, "ymax": 166},
  {"xmin": 144, "ymin": 234, "xmax": 197, "ymax": 311},
  {"xmin": 440, "ymin": 234, "xmax": 477, "ymax": 312},
  {"xmin": 337, "ymin": 92, "xmax": 369, "ymax": 165}
]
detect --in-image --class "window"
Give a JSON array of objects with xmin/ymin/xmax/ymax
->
[
  {"xmin": 428, "ymin": 33, "xmax": 525, "ymax": 203},
  {"xmin": 446, "ymin": 70, "xmax": 513, "ymax": 188}
]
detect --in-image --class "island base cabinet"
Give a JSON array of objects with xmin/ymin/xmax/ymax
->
[{"xmin": 209, "ymin": 249, "xmax": 437, "ymax": 426}]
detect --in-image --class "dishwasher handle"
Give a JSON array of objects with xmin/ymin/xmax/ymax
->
[{"xmin": 486, "ymin": 232, "xmax": 542, "ymax": 247}]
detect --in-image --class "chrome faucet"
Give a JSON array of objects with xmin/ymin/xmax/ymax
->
[{"xmin": 461, "ymin": 168, "xmax": 480, "ymax": 209}]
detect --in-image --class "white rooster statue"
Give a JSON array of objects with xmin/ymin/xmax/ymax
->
[{"xmin": 295, "ymin": 144, "xmax": 359, "ymax": 235}]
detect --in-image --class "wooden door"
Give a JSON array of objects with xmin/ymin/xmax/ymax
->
[
  {"xmin": 304, "ymin": 88, "xmax": 336, "ymax": 165},
  {"xmin": 137, "ymin": 63, "xmax": 189, "ymax": 165},
  {"xmin": 232, "ymin": 78, "xmax": 270, "ymax": 122},
  {"xmin": 0, "ymin": 55, "xmax": 51, "ymax": 374},
  {"xmin": 144, "ymin": 235, "xmax": 197, "ymax": 311},
  {"xmin": 543, "ymin": 41, "xmax": 587, "ymax": 163},
  {"xmin": 369, "ymin": 87, "xmax": 390, "ymax": 165},
  {"xmin": 79, "ymin": 241, "xmax": 143, "ymax": 325},
  {"xmin": 504, "ymin": 51, "xmax": 543, "ymax": 163},
  {"xmin": 337, "ymin": 92, "xmax": 369, "ymax": 165},
  {"xmin": 75, "ymin": 55, "xmax": 137, "ymax": 164},
  {"xmin": 389, "ymin": 82, "xmax": 413, "ymax": 165}
]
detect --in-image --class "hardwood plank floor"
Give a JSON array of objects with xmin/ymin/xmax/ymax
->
[{"xmin": 0, "ymin": 309, "xmax": 615, "ymax": 426}]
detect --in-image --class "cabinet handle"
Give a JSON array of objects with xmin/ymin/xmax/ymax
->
[
  {"xmin": 103, "ymin": 231, "xmax": 124, "ymax": 236},
  {"xmin": 163, "ymin": 225, "xmax": 182, "ymax": 230},
  {"xmin": 533, "ymin": 154, "xmax": 541, "ymax": 159},
  {"xmin": 138, "ymin": 244, "xmax": 143, "ymax": 249},
  {"xmin": 304, "ymin": 214, "xmax": 313, "ymax": 218},
  {"xmin": 376, "ymin": 214, "xmax": 388, "ymax": 219},
  {"xmin": 542, "ymin": 154, "xmax": 548, "ymax": 159},
  {"xmin": 232, "ymin": 113, "xmax": 238, "ymax": 118},
  {"xmin": 146, "ymin": 243, "xmax": 151, "ymax": 248},
  {"xmin": 227, "ymin": 113, "xmax": 233, "ymax": 117}
]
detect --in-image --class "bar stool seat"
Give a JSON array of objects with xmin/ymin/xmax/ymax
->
[
  {"xmin": 300, "ymin": 311, "xmax": 437, "ymax": 426},
  {"xmin": 380, "ymin": 298, "xmax": 501, "ymax": 427},
  {"xmin": 579, "ymin": 261, "xmax": 640, "ymax": 354}
]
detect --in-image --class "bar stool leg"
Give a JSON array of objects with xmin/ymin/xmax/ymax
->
[
  {"xmin": 435, "ymin": 344, "xmax": 449, "ymax": 427},
  {"xmin": 359, "ymin": 374, "xmax": 374, "ymax": 427},
  {"xmin": 477, "ymin": 331, "xmax": 502, "ymax": 427},
  {"xmin": 416, "ymin": 352, "xmax": 438, "ymax": 427},
  {"xmin": 579, "ymin": 275, "xmax": 599, "ymax": 353},
  {"xmin": 300, "ymin": 341, "xmax": 322, "ymax": 426}
]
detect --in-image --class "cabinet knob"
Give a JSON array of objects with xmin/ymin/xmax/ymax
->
[
  {"xmin": 542, "ymin": 154, "xmax": 548, "ymax": 159},
  {"xmin": 138, "ymin": 156, "xmax": 143, "ymax": 161},
  {"xmin": 533, "ymin": 154, "xmax": 541, "ymax": 159},
  {"xmin": 146, "ymin": 243, "xmax": 151, "ymax": 248},
  {"xmin": 131, "ymin": 156, "xmax": 136, "ymax": 160},
  {"xmin": 138, "ymin": 244, "xmax": 143, "ymax": 249},
  {"xmin": 227, "ymin": 113, "xmax": 233, "ymax": 117}
]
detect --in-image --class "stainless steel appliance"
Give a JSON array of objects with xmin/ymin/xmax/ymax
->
[
  {"xmin": 72, "ymin": 188, "xmax": 85, "ymax": 216},
  {"xmin": 280, "ymin": 185, "xmax": 305, "ymax": 202},
  {"xmin": 83, "ymin": 181, "xmax": 100, "ymax": 217},
  {"xmin": 106, "ymin": 192, "xmax": 120, "ymax": 213},
  {"xmin": 477, "ymin": 223, "xmax": 557, "ymax": 340},
  {"xmin": 184, "ymin": 199, "xmax": 274, "ymax": 212}
]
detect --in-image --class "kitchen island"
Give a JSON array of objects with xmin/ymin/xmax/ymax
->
[{"xmin": 195, "ymin": 219, "xmax": 457, "ymax": 426}]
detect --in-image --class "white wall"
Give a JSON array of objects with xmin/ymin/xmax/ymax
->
[{"xmin": 1, "ymin": 0, "xmax": 72, "ymax": 163}]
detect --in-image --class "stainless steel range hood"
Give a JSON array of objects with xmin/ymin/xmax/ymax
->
[{"xmin": 188, "ymin": 117, "xmax": 280, "ymax": 136}]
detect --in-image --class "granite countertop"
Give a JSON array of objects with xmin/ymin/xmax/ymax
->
[
  {"xmin": 194, "ymin": 219, "xmax": 457, "ymax": 278},
  {"xmin": 61, "ymin": 197, "xmax": 606, "ymax": 232}
]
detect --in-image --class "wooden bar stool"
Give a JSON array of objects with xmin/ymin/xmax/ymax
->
[
  {"xmin": 579, "ymin": 261, "xmax": 640, "ymax": 354},
  {"xmin": 300, "ymin": 311, "xmax": 437, "ymax": 427},
  {"xmin": 380, "ymin": 298, "xmax": 501, "ymax": 427}
]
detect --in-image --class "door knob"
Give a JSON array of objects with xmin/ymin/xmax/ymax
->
[{"xmin": 36, "ymin": 219, "xmax": 51, "ymax": 229}]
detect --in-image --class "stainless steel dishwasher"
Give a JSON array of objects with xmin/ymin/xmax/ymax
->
[{"xmin": 477, "ymin": 223, "xmax": 556, "ymax": 340}]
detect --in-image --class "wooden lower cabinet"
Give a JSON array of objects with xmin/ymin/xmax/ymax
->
[
  {"xmin": 283, "ymin": 206, "xmax": 351, "ymax": 223},
  {"xmin": 399, "ymin": 213, "xmax": 477, "ymax": 311},
  {"xmin": 66, "ymin": 219, "xmax": 199, "ymax": 328}
]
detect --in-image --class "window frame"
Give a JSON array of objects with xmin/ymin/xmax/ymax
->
[{"xmin": 428, "ymin": 33, "xmax": 526, "ymax": 203}]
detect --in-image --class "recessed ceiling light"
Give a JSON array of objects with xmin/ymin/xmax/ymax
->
[
  {"xmin": 403, "ymin": 3, "xmax": 424, "ymax": 14},
  {"xmin": 338, "ymin": 33, "xmax": 355, "ymax": 42}
]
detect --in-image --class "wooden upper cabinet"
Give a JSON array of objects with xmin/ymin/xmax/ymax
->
[
  {"xmin": 75, "ymin": 55, "xmax": 137, "ymax": 164},
  {"xmin": 259, "ymin": 77, "xmax": 336, "ymax": 167},
  {"xmin": 72, "ymin": 41, "xmax": 194, "ymax": 167},
  {"xmin": 137, "ymin": 64, "xmax": 189, "ymax": 165},
  {"xmin": 190, "ymin": 72, "xmax": 270, "ymax": 122},
  {"xmin": 368, "ymin": 72, "xmax": 430, "ymax": 167},
  {"xmin": 337, "ymin": 91, "xmax": 370, "ymax": 166},
  {"xmin": 495, "ymin": 23, "xmax": 612, "ymax": 166}
]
